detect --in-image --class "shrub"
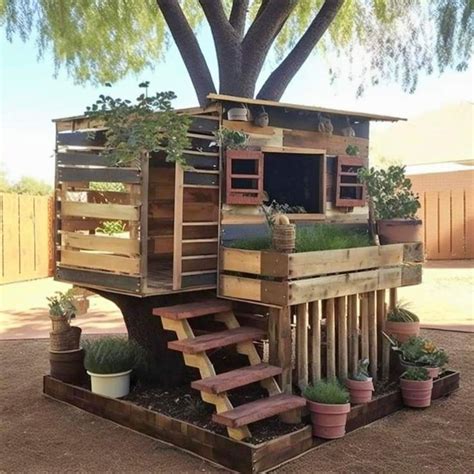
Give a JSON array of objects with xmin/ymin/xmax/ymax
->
[
  {"xmin": 83, "ymin": 337, "xmax": 145, "ymax": 374},
  {"xmin": 303, "ymin": 379, "xmax": 349, "ymax": 404},
  {"xmin": 401, "ymin": 367, "xmax": 430, "ymax": 381},
  {"xmin": 399, "ymin": 336, "xmax": 448, "ymax": 368},
  {"xmin": 47, "ymin": 290, "xmax": 77, "ymax": 321},
  {"xmin": 387, "ymin": 303, "xmax": 419, "ymax": 322}
]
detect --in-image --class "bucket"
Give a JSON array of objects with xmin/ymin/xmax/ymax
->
[{"xmin": 87, "ymin": 370, "xmax": 132, "ymax": 398}]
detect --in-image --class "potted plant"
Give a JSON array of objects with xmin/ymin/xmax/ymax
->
[
  {"xmin": 303, "ymin": 379, "xmax": 350, "ymax": 439},
  {"xmin": 384, "ymin": 303, "xmax": 420, "ymax": 343},
  {"xmin": 400, "ymin": 367, "xmax": 433, "ymax": 408},
  {"xmin": 346, "ymin": 359, "xmax": 374, "ymax": 404},
  {"xmin": 47, "ymin": 291, "xmax": 77, "ymax": 333},
  {"xmin": 358, "ymin": 165, "xmax": 422, "ymax": 244},
  {"xmin": 397, "ymin": 336, "xmax": 448, "ymax": 379},
  {"xmin": 83, "ymin": 337, "xmax": 145, "ymax": 398}
]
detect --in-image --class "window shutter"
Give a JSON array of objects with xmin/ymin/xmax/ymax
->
[
  {"xmin": 335, "ymin": 155, "xmax": 366, "ymax": 207},
  {"xmin": 225, "ymin": 149, "xmax": 264, "ymax": 205}
]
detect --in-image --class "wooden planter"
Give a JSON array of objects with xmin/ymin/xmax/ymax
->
[{"xmin": 219, "ymin": 243, "xmax": 423, "ymax": 306}]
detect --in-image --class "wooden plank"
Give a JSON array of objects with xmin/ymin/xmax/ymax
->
[
  {"xmin": 438, "ymin": 190, "xmax": 452, "ymax": 258},
  {"xmin": 348, "ymin": 294, "xmax": 359, "ymax": 378},
  {"xmin": 62, "ymin": 232, "xmax": 139, "ymax": 256},
  {"xmin": 220, "ymin": 247, "xmax": 288, "ymax": 277},
  {"xmin": 182, "ymin": 255, "xmax": 217, "ymax": 272},
  {"xmin": 57, "ymin": 130, "xmax": 106, "ymax": 146},
  {"xmin": 184, "ymin": 171, "xmax": 219, "ymax": 187},
  {"xmin": 168, "ymin": 327, "xmax": 265, "ymax": 354},
  {"xmin": 55, "ymin": 266, "xmax": 141, "ymax": 293},
  {"xmin": 336, "ymin": 296, "xmax": 348, "ymax": 380},
  {"xmin": 62, "ymin": 202, "xmax": 139, "ymax": 221},
  {"xmin": 425, "ymin": 191, "xmax": 440, "ymax": 258},
  {"xmin": 451, "ymin": 189, "xmax": 465, "ymax": 258},
  {"xmin": 2, "ymin": 194, "xmax": 20, "ymax": 283},
  {"xmin": 19, "ymin": 194, "xmax": 36, "ymax": 279},
  {"xmin": 56, "ymin": 152, "xmax": 110, "ymax": 167},
  {"xmin": 465, "ymin": 189, "xmax": 474, "ymax": 258},
  {"xmin": 212, "ymin": 394, "xmax": 305, "ymax": 428},
  {"xmin": 58, "ymin": 166, "xmax": 141, "ymax": 184},
  {"xmin": 296, "ymin": 303, "xmax": 309, "ymax": 390},
  {"xmin": 310, "ymin": 301, "xmax": 321, "ymax": 384},
  {"xmin": 368, "ymin": 291, "xmax": 377, "ymax": 381},
  {"xmin": 220, "ymin": 275, "xmax": 261, "ymax": 302},
  {"xmin": 181, "ymin": 271, "xmax": 217, "ymax": 288},
  {"xmin": 360, "ymin": 293, "xmax": 369, "ymax": 360},
  {"xmin": 326, "ymin": 298, "xmax": 336, "ymax": 379},
  {"xmin": 191, "ymin": 363, "xmax": 282, "ymax": 394},
  {"xmin": 173, "ymin": 164, "xmax": 184, "ymax": 290},
  {"xmin": 60, "ymin": 249, "xmax": 140, "ymax": 274},
  {"xmin": 153, "ymin": 298, "xmax": 231, "ymax": 320},
  {"xmin": 184, "ymin": 154, "xmax": 219, "ymax": 170},
  {"xmin": 188, "ymin": 116, "xmax": 219, "ymax": 133}
]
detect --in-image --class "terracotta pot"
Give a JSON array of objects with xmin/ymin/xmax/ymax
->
[
  {"xmin": 307, "ymin": 400, "xmax": 351, "ymax": 439},
  {"xmin": 400, "ymin": 377, "xmax": 433, "ymax": 408},
  {"xmin": 49, "ymin": 348, "xmax": 86, "ymax": 385},
  {"xmin": 384, "ymin": 320, "xmax": 420, "ymax": 343},
  {"xmin": 346, "ymin": 378, "xmax": 374, "ymax": 404},
  {"xmin": 377, "ymin": 219, "xmax": 422, "ymax": 244},
  {"xmin": 399, "ymin": 358, "xmax": 441, "ymax": 379}
]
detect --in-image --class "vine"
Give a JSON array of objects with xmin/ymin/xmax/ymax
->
[{"xmin": 85, "ymin": 83, "xmax": 191, "ymax": 168}]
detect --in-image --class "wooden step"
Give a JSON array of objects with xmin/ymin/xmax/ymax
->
[
  {"xmin": 168, "ymin": 327, "xmax": 265, "ymax": 354},
  {"xmin": 212, "ymin": 394, "xmax": 306, "ymax": 428},
  {"xmin": 191, "ymin": 363, "xmax": 282, "ymax": 394},
  {"xmin": 153, "ymin": 298, "xmax": 232, "ymax": 320}
]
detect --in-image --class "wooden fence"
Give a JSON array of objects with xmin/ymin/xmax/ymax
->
[
  {"xmin": 1, "ymin": 193, "xmax": 54, "ymax": 284},
  {"xmin": 410, "ymin": 171, "xmax": 474, "ymax": 260}
]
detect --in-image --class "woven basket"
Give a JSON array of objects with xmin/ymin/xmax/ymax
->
[
  {"xmin": 272, "ymin": 224, "xmax": 296, "ymax": 253},
  {"xmin": 49, "ymin": 315, "xmax": 70, "ymax": 334},
  {"xmin": 50, "ymin": 326, "xmax": 82, "ymax": 352}
]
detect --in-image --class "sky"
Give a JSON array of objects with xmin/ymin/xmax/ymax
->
[{"xmin": 1, "ymin": 22, "xmax": 473, "ymax": 184}]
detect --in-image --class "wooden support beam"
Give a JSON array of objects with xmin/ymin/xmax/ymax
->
[
  {"xmin": 310, "ymin": 301, "xmax": 321, "ymax": 384},
  {"xmin": 389, "ymin": 288, "xmax": 397, "ymax": 310},
  {"xmin": 348, "ymin": 294, "xmax": 359, "ymax": 378},
  {"xmin": 296, "ymin": 303, "xmax": 309, "ymax": 391},
  {"xmin": 360, "ymin": 293, "xmax": 369, "ymax": 360},
  {"xmin": 368, "ymin": 291, "xmax": 377, "ymax": 381},
  {"xmin": 326, "ymin": 298, "xmax": 336, "ymax": 379},
  {"xmin": 173, "ymin": 164, "xmax": 184, "ymax": 290},
  {"xmin": 377, "ymin": 290, "xmax": 390, "ymax": 381},
  {"xmin": 336, "ymin": 296, "xmax": 348, "ymax": 380}
]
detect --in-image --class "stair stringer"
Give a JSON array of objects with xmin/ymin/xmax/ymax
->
[{"xmin": 160, "ymin": 316, "xmax": 250, "ymax": 440}]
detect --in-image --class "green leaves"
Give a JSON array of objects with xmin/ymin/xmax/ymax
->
[
  {"xmin": 401, "ymin": 367, "xmax": 431, "ymax": 381},
  {"xmin": 358, "ymin": 165, "xmax": 421, "ymax": 220},
  {"xmin": 303, "ymin": 379, "xmax": 349, "ymax": 404},
  {"xmin": 85, "ymin": 85, "xmax": 191, "ymax": 168}
]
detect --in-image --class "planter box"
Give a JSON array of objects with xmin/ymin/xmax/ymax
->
[
  {"xmin": 44, "ymin": 370, "xmax": 458, "ymax": 473},
  {"xmin": 219, "ymin": 243, "xmax": 423, "ymax": 306}
]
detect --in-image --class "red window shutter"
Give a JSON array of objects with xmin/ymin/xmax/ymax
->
[
  {"xmin": 225, "ymin": 150, "xmax": 264, "ymax": 205},
  {"xmin": 335, "ymin": 155, "xmax": 366, "ymax": 207}
]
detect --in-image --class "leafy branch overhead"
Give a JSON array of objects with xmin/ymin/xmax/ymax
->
[
  {"xmin": 85, "ymin": 84, "xmax": 191, "ymax": 167},
  {"xmin": 2, "ymin": 1, "xmax": 472, "ymax": 105}
]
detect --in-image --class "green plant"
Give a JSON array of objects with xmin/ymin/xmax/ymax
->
[
  {"xmin": 398, "ymin": 336, "xmax": 449, "ymax": 368},
  {"xmin": 401, "ymin": 367, "xmax": 431, "ymax": 381},
  {"xmin": 358, "ymin": 165, "xmax": 420, "ymax": 220},
  {"xmin": 387, "ymin": 303, "xmax": 419, "ymax": 322},
  {"xmin": 351, "ymin": 358, "xmax": 370, "ymax": 381},
  {"xmin": 304, "ymin": 379, "xmax": 349, "ymax": 404},
  {"xmin": 85, "ymin": 83, "xmax": 191, "ymax": 168},
  {"xmin": 47, "ymin": 290, "xmax": 77, "ymax": 321},
  {"xmin": 210, "ymin": 127, "xmax": 248, "ymax": 150},
  {"xmin": 96, "ymin": 220, "xmax": 126, "ymax": 236},
  {"xmin": 346, "ymin": 144, "xmax": 359, "ymax": 156},
  {"xmin": 83, "ymin": 337, "xmax": 145, "ymax": 374},
  {"xmin": 89, "ymin": 182, "xmax": 126, "ymax": 192}
]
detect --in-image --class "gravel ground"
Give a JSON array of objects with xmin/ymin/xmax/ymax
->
[{"xmin": 1, "ymin": 329, "xmax": 472, "ymax": 473}]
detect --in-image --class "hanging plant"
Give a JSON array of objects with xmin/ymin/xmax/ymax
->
[{"xmin": 85, "ymin": 82, "xmax": 191, "ymax": 168}]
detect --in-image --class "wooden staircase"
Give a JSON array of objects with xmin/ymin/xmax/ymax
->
[{"xmin": 153, "ymin": 298, "xmax": 305, "ymax": 440}]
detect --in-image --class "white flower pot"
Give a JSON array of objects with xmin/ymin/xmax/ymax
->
[{"xmin": 87, "ymin": 369, "xmax": 132, "ymax": 398}]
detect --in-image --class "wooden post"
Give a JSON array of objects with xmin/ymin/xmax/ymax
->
[
  {"xmin": 326, "ymin": 298, "xmax": 336, "ymax": 379},
  {"xmin": 172, "ymin": 164, "xmax": 184, "ymax": 290},
  {"xmin": 360, "ymin": 293, "xmax": 369, "ymax": 360},
  {"xmin": 336, "ymin": 296, "xmax": 348, "ymax": 379},
  {"xmin": 296, "ymin": 303, "xmax": 309, "ymax": 391},
  {"xmin": 377, "ymin": 290, "xmax": 390, "ymax": 380},
  {"xmin": 310, "ymin": 301, "xmax": 321, "ymax": 384},
  {"xmin": 348, "ymin": 294, "xmax": 358, "ymax": 378},
  {"xmin": 368, "ymin": 291, "xmax": 377, "ymax": 381},
  {"xmin": 389, "ymin": 288, "xmax": 397, "ymax": 310}
]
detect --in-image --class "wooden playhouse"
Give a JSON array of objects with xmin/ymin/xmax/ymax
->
[{"xmin": 45, "ymin": 94, "xmax": 448, "ymax": 471}]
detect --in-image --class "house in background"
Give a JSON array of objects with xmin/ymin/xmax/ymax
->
[{"xmin": 371, "ymin": 102, "xmax": 474, "ymax": 260}]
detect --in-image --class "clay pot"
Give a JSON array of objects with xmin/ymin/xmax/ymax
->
[
  {"xmin": 384, "ymin": 320, "xmax": 420, "ymax": 343},
  {"xmin": 400, "ymin": 377, "xmax": 433, "ymax": 408},
  {"xmin": 49, "ymin": 348, "xmax": 86, "ymax": 385},
  {"xmin": 399, "ymin": 358, "xmax": 441, "ymax": 379},
  {"xmin": 307, "ymin": 400, "xmax": 351, "ymax": 439},
  {"xmin": 377, "ymin": 219, "xmax": 422, "ymax": 244},
  {"xmin": 346, "ymin": 378, "xmax": 374, "ymax": 404}
]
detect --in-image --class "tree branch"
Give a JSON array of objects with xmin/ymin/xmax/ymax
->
[
  {"xmin": 257, "ymin": 0, "xmax": 344, "ymax": 101},
  {"xmin": 229, "ymin": 0, "xmax": 249, "ymax": 39},
  {"xmin": 156, "ymin": 0, "xmax": 216, "ymax": 106}
]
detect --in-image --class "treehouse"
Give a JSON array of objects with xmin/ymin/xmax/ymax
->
[{"xmin": 51, "ymin": 95, "xmax": 426, "ymax": 452}]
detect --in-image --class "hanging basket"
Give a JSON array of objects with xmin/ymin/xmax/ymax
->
[
  {"xmin": 272, "ymin": 214, "xmax": 296, "ymax": 253},
  {"xmin": 50, "ymin": 326, "xmax": 82, "ymax": 352},
  {"xmin": 49, "ymin": 314, "xmax": 70, "ymax": 334}
]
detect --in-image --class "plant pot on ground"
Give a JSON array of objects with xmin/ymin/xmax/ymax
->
[
  {"xmin": 304, "ymin": 379, "xmax": 350, "ymax": 439},
  {"xmin": 83, "ymin": 337, "xmax": 145, "ymax": 398},
  {"xmin": 346, "ymin": 359, "xmax": 374, "ymax": 404},
  {"xmin": 358, "ymin": 165, "xmax": 422, "ymax": 244},
  {"xmin": 400, "ymin": 367, "xmax": 433, "ymax": 408},
  {"xmin": 49, "ymin": 348, "xmax": 86, "ymax": 385},
  {"xmin": 384, "ymin": 303, "xmax": 420, "ymax": 343}
]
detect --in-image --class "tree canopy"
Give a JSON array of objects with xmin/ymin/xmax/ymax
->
[{"xmin": 1, "ymin": 0, "xmax": 472, "ymax": 105}]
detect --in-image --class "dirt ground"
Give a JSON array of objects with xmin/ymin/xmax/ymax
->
[{"xmin": 1, "ymin": 329, "xmax": 472, "ymax": 473}]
